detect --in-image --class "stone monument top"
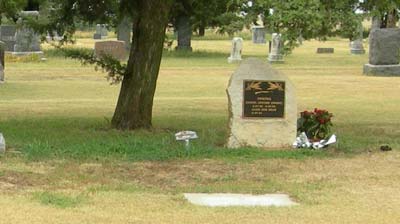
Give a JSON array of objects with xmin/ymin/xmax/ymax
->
[{"xmin": 226, "ymin": 58, "xmax": 297, "ymax": 149}]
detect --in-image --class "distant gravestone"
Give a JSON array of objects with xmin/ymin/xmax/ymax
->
[
  {"xmin": 268, "ymin": 33, "xmax": 284, "ymax": 63},
  {"xmin": 228, "ymin": 37, "xmax": 243, "ymax": 63},
  {"xmin": 117, "ymin": 17, "xmax": 132, "ymax": 51},
  {"xmin": 317, "ymin": 48, "xmax": 334, "ymax": 54},
  {"xmin": 364, "ymin": 28, "xmax": 400, "ymax": 76},
  {"xmin": 95, "ymin": 41, "xmax": 127, "ymax": 60},
  {"xmin": 0, "ymin": 41, "xmax": 4, "ymax": 82},
  {"xmin": 350, "ymin": 23, "xmax": 365, "ymax": 55},
  {"xmin": 0, "ymin": 25, "xmax": 17, "ymax": 51},
  {"xmin": 46, "ymin": 32, "xmax": 63, "ymax": 42},
  {"xmin": 226, "ymin": 58, "xmax": 297, "ymax": 149},
  {"xmin": 252, "ymin": 26, "xmax": 266, "ymax": 44},
  {"xmin": 13, "ymin": 11, "xmax": 42, "ymax": 56},
  {"xmin": 298, "ymin": 35, "xmax": 304, "ymax": 45},
  {"xmin": 94, "ymin": 24, "xmax": 108, "ymax": 40}
]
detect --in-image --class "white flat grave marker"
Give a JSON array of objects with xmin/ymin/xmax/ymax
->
[{"xmin": 184, "ymin": 193, "xmax": 298, "ymax": 207}]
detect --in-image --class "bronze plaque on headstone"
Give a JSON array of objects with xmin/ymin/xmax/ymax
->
[{"xmin": 243, "ymin": 80, "xmax": 285, "ymax": 118}]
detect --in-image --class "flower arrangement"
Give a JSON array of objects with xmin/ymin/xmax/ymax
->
[{"xmin": 297, "ymin": 108, "xmax": 333, "ymax": 141}]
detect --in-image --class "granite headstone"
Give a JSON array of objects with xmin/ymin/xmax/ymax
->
[
  {"xmin": 0, "ymin": 25, "xmax": 17, "ymax": 51},
  {"xmin": 252, "ymin": 26, "xmax": 266, "ymax": 44},
  {"xmin": 226, "ymin": 58, "xmax": 297, "ymax": 149},
  {"xmin": 364, "ymin": 28, "xmax": 400, "ymax": 76},
  {"xmin": 350, "ymin": 23, "xmax": 365, "ymax": 55},
  {"xmin": 95, "ymin": 41, "xmax": 127, "ymax": 60},
  {"xmin": 94, "ymin": 24, "xmax": 108, "ymax": 40},
  {"xmin": 228, "ymin": 37, "xmax": 243, "ymax": 63},
  {"xmin": 13, "ymin": 11, "xmax": 42, "ymax": 55},
  {"xmin": 268, "ymin": 33, "xmax": 284, "ymax": 63}
]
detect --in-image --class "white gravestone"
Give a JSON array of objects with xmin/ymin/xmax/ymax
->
[
  {"xmin": 0, "ymin": 133, "xmax": 5, "ymax": 152},
  {"xmin": 226, "ymin": 58, "xmax": 297, "ymax": 149},
  {"xmin": 94, "ymin": 24, "xmax": 108, "ymax": 40},
  {"xmin": 350, "ymin": 23, "xmax": 365, "ymax": 55},
  {"xmin": 268, "ymin": 33, "xmax": 284, "ymax": 63},
  {"xmin": 228, "ymin": 37, "xmax": 243, "ymax": 63}
]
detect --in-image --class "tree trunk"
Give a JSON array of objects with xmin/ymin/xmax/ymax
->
[
  {"xmin": 111, "ymin": 1, "xmax": 172, "ymax": 130},
  {"xmin": 198, "ymin": 25, "xmax": 205, "ymax": 37},
  {"xmin": 175, "ymin": 14, "xmax": 193, "ymax": 51}
]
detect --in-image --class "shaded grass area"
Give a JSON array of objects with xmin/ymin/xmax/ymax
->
[
  {"xmin": 1, "ymin": 117, "xmax": 330, "ymax": 162},
  {"xmin": 32, "ymin": 191, "xmax": 87, "ymax": 208}
]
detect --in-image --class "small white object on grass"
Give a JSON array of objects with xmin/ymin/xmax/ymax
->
[
  {"xmin": 0, "ymin": 133, "xmax": 5, "ymax": 153},
  {"xmin": 184, "ymin": 193, "xmax": 298, "ymax": 207},
  {"xmin": 292, "ymin": 132, "xmax": 337, "ymax": 149},
  {"xmin": 175, "ymin": 131, "xmax": 198, "ymax": 149}
]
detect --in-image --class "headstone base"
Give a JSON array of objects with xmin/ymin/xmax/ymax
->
[
  {"xmin": 350, "ymin": 49, "xmax": 366, "ymax": 55},
  {"xmin": 364, "ymin": 64, "xmax": 400, "ymax": 76},
  {"xmin": 175, "ymin": 46, "xmax": 193, "ymax": 52},
  {"xmin": 93, "ymin": 34, "xmax": 106, "ymax": 40},
  {"xmin": 268, "ymin": 54, "xmax": 284, "ymax": 63},
  {"xmin": 317, "ymin": 48, "xmax": 334, "ymax": 54},
  {"xmin": 12, "ymin": 51, "xmax": 43, "ymax": 56},
  {"xmin": 228, "ymin": 57, "xmax": 242, "ymax": 63}
]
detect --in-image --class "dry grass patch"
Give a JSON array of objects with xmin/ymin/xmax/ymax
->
[{"xmin": 0, "ymin": 152, "xmax": 398, "ymax": 223}]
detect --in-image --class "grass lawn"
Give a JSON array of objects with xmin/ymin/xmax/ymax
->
[{"xmin": 0, "ymin": 37, "xmax": 399, "ymax": 223}]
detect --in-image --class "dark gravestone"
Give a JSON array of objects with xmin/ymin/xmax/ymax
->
[
  {"xmin": 175, "ymin": 14, "xmax": 192, "ymax": 51},
  {"xmin": 0, "ymin": 25, "xmax": 17, "ymax": 51},
  {"xmin": 364, "ymin": 28, "xmax": 400, "ymax": 76},
  {"xmin": 317, "ymin": 48, "xmax": 334, "ymax": 54},
  {"xmin": 369, "ymin": 29, "xmax": 400, "ymax": 65},
  {"xmin": 0, "ymin": 41, "xmax": 4, "ymax": 82}
]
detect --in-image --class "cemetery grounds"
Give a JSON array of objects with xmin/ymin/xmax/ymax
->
[{"xmin": 0, "ymin": 34, "xmax": 399, "ymax": 223}]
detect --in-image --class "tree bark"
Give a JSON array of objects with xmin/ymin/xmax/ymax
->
[
  {"xmin": 175, "ymin": 14, "xmax": 193, "ymax": 51},
  {"xmin": 198, "ymin": 25, "xmax": 205, "ymax": 36},
  {"xmin": 111, "ymin": 0, "xmax": 172, "ymax": 130}
]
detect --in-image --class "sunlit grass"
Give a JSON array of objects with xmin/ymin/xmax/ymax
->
[{"xmin": 0, "ymin": 37, "xmax": 399, "ymax": 223}]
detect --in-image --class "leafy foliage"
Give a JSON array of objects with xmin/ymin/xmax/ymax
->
[
  {"xmin": 0, "ymin": 0, "xmax": 28, "ymax": 24},
  {"xmin": 223, "ymin": 0, "xmax": 362, "ymax": 54},
  {"xmin": 62, "ymin": 48, "xmax": 126, "ymax": 84}
]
